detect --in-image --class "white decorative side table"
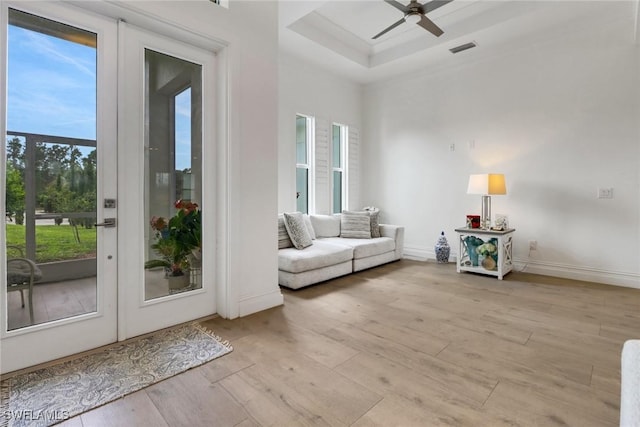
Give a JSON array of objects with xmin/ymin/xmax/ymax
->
[{"xmin": 454, "ymin": 228, "xmax": 515, "ymax": 280}]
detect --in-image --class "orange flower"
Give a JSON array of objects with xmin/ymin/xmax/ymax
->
[
  {"xmin": 150, "ymin": 216, "xmax": 167, "ymax": 231},
  {"xmin": 175, "ymin": 199, "xmax": 198, "ymax": 213}
]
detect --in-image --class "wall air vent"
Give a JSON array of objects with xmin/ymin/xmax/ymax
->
[{"xmin": 449, "ymin": 42, "xmax": 477, "ymax": 54}]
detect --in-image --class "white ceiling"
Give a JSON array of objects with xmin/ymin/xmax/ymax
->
[{"xmin": 279, "ymin": 0, "xmax": 640, "ymax": 84}]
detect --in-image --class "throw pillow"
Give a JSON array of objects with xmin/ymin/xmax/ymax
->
[
  {"xmin": 368, "ymin": 210, "xmax": 381, "ymax": 238},
  {"xmin": 363, "ymin": 207, "xmax": 381, "ymax": 238},
  {"xmin": 283, "ymin": 212, "xmax": 313, "ymax": 249},
  {"xmin": 340, "ymin": 211, "xmax": 372, "ymax": 239},
  {"xmin": 278, "ymin": 215, "xmax": 293, "ymax": 249},
  {"xmin": 303, "ymin": 214, "xmax": 316, "ymax": 240}
]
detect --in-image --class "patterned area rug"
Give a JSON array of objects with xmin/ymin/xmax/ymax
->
[{"xmin": 0, "ymin": 323, "xmax": 232, "ymax": 427}]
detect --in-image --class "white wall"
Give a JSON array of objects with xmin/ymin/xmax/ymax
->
[
  {"xmin": 125, "ymin": 1, "xmax": 283, "ymax": 317},
  {"xmin": 278, "ymin": 52, "xmax": 363, "ymax": 214},
  {"xmin": 362, "ymin": 4, "xmax": 640, "ymax": 287}
]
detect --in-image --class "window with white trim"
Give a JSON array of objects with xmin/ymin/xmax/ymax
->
[
  {"xmin": 296, "ymin": 114, "xmax": 313, "ymax": 213},
  {"xmin": 332, "ymin": 123, "xmax": 347, "ymax": 214}
]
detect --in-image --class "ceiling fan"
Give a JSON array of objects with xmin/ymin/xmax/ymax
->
[{"xmin": 373, "ymin": 0, "xmax": 453, "ymax": 39}]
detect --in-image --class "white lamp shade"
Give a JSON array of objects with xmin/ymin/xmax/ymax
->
[{"xmin": 467, "ymin": 174, "xmax": 507, "ymax": 195}]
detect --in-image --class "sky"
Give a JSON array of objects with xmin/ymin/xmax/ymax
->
[
  {"xmin": 8, "ymin": 25, "xmax": 97, "ymax": 141},
  {"xmin": 7, "ymin": 23, "xmax": 192, "ymax": 171},
  {"xmin": 174, "ymin": 88, "xmax": 192, "ymax": 172}
]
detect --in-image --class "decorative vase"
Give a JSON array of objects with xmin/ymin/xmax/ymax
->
[
  {"xmin": 434, "ymin": 231, "xmax": 450, "ymax": 263},
  {"xmin": 167, "ymin": 273, "xmax": 190, "ymax": 290},
  {"xmin": 481, "ymin": 255, "xmax": 497, "ymax": 271},
  {"xmin": 465, "ymin": 243, "xmax": 479, "ymax": 266}
]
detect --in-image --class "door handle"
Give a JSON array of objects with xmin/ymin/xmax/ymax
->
[{"xmin": 95, "ymin": 218, "xmax": 116, "ymax": 227}]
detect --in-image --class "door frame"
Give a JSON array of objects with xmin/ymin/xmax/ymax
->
[
  {"xmin": 0, "ymin": 1, "xmax": 118, "ymax": 373},
  {"xmin": 1, "ymin": 1, "xmax": 232, "ymax": 373},
  {"xmin": 81, "ymin": 0, "xmax": 233, "ymax": 321}
]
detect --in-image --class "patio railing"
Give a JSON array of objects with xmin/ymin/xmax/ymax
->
[{"xmin": 7, "ymin": 131, "xmax": 98, "ymax": 282}]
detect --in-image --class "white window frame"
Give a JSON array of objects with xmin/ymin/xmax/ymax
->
[
  {"xmin": 295, "ymin": 114, "xmax": 314, "ymax": 214},
  {"xmin": 331, "ymin": 122, "xmax": 348, "ymax": 214}
]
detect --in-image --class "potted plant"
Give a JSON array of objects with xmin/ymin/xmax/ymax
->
[
  {"xmin": 476, "ymin": 239, "xmax": 498, "ymax": 271},
  {"xmin": 144, "ymin": 200, "xmax": 201, "ymax": 289}
]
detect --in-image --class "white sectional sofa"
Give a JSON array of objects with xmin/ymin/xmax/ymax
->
[{"xmin": 278, "ymin": 213, "xmax": 404, "ymax": 289}]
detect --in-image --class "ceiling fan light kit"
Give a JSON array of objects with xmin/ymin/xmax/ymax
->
[
  {"xmin": 405, "ymin": 13, "xmax": 421, "ymax": 25},
  {"xmin": 373, "ymin": 0, "xmax": 453, "ymax": 40}
]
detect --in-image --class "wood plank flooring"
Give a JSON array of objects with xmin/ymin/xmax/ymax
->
[{"xmin": 56, "ymin": 260, "xmax": 640, "ymax": 426}]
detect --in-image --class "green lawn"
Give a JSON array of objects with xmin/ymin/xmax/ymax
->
[{"xmin": 6, "ymin": 224, "xmax": 97, "ymax": 263}]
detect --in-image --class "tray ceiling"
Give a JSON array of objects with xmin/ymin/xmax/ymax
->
[{"xmin": 279, "ymin": 1, "xmax": 638, "ymax": 84}]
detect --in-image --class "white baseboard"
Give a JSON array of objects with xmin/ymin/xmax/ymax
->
[
  {"xmin": 403, "ymin": 246, "xmax": 640, "ymax": 289},
  {"xmin": 238, "ymin": 289, "xmax": 284, "ymax": 317},
  {"xmin": 403, "ymin": 246, "xmax": 458, "ymax": 263},
  {"xmin": 513, "ymin": 259, "xmax": 640, "ymax": 289},
  {"xmin": 403, "ymin": 246, "xmax": 430, "ymax": 261}
]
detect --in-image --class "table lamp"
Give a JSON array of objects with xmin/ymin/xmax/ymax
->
[{"xmin": 467, "ymin": 174, "xmax": 506, "ymax": 229}]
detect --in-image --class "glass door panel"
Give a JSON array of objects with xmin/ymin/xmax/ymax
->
[
  {"xmin": 143, "ymin": 49, "xmax": 202, "ymax": 301},
  {"xmin": 5, "ymin": 9, "xmax": 98, "ymax": 330}
]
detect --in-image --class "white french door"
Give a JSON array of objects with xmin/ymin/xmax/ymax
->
[
  {"xmin": 117, "ymin": 22, "xmax": 216, "ymax": 339},
  {"xmin": 1, "ymin": 4, "xmax": 217, "ymax": 373},
  {"xmin": 0, "ymin": 2, "xmax": 118, "ymax": 373}
]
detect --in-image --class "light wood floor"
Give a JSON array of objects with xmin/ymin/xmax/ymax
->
[{"xmin": 57, "ymin": 260, "xmax": 640, "ymax": 426}]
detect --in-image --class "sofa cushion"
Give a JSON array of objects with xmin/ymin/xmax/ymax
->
[
  {"xmin": 310, "ymin": 214, "xmax": 341, "ymax": 238},
  {"xmin": 278, "ymin": 240, "xmax": 353, "ymax": 274},
  {"xmin": 340, "ymin": 211, "xmax": 371, "ymax": 239},
  {"xmin": 284, "ymin": 212, "xmax": 313, "ymax": 249},
  {"xmin": 321, "ymin": 236, "xmax": 395, "ymax": 259}
]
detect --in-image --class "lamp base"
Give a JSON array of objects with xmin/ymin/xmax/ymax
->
[{"xmin": 481, "ymin": 195, "xmax": 491, "ymax": 230}]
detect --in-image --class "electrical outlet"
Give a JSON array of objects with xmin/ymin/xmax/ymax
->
[
  {"xmin": 597, "ymin": 188, "xmax": 613, "ymax": 199},
  {"xmin": 529, "ymin": 240, "xmax": 537, "ymax": 251},
  {"xmin": 449, "ymin": 143, "xmax": 455, "ymax": 152}
]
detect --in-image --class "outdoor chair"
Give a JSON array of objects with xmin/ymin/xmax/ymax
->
[{"xmin": 6, "ymin": 245, "xmax": 42, "ymax": 325}]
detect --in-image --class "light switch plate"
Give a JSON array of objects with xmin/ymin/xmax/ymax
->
[{"xmin": 597, "ymin": 188, "xmax": 613, "ymax": 199}]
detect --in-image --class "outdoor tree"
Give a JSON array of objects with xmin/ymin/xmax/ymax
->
[
  {"xmin": 5, "ymin": 138, "xmax": 25, "ymax": 224},
  {"xmin": 6, "ymin": 135, "xmax": 98, "ymax": 247},
  {"xmin": 5, "ymin": 163, "xmax": 25, "ymax": 224},
  {"xmin": 6, "ymin": 137, "xmax": 24, "ymax": 170}
]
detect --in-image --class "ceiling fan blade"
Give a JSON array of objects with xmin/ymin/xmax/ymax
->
[
  {"xmin": 372, "ymin": 17, "xmax": 406, "ymax": 39},
  {"xmin": 384, "ymin": 0, "xmax": 410, "ymax": 14},
  {"xmin": 416, "ymin": 14, "xmax": 444, "ymax": 37},
  {"xmin": 421, "ymin": 0, "xmax": 454, "ymax": 14}
]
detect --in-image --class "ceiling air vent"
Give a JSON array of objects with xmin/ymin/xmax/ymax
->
[{"xmin": 449, "ymin": 42, "xmax": 477, "ymax": 54}]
